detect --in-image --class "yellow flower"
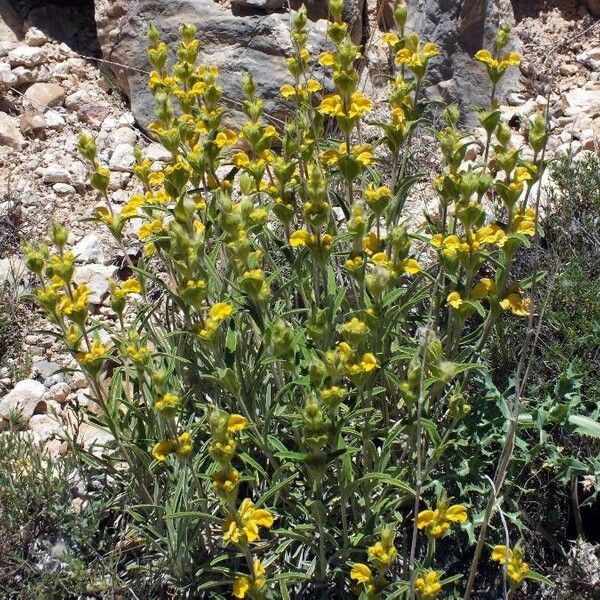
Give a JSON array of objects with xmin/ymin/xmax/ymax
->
[
  {"xmin": 152, "ymin": 440, "xmax": 177, "ymax": 461},
  {"xmin": 233, "ymin": 152, "xmax": 251, "ymax": 168},
  {"xmin": 472, "ymin": 278, "xmax": 496, "ymax": 300},
  {"xmin": 176, "ymin": 431, "xmax": 193, "ymax": 456},
  {"xmin": 347, "ymin": 91, "xmax": 373, "ymax": 118},
  {"xmin": 222, "ymin": 498, "xmax": 275, "ymax": 545},
  {"xmin": 500, "ymin": 293, "xmax": 530, "ymax": 317},
  {"xmin": 491, "ymin": 545, "xmax": 530, "ymax": 586},
  {"xmin": 318, "ymin": 51, "xmax": 336, "ymax": 67},
  {"xmin": 382, "ymin": 32, "xmax": 400, "ymax": 47},
  {"xmin": 280, "ymin": 84, "xmax": 296, "ymax": 98},
  {"xmin": 209, "ymin": 302, "xmax": 234, "ymax": 322},
  {"xmin": 232, "ymin": 560, "xmax": 266, "ymax": 598},
  {"xmin": 401, "ymin": 258, "xmax": 421, "ymax": 275},
  {"xmin": 417, "ymin": 501, "xmax": 468, "ymax": 538},
  {"xmin": 367, "ymin": 540, "xmax": 397, "ymax": 571},
  {"xmin": 318, "ymin": 94, "xmax": 344, "ymax": 117},
  {"xmin": 347, "ymin": 352, "xmax": 379, "ymax": 375},
  {"xmin": 78, "ymin": 339, "xmax": 107, "ymax": 371},
  {"xmin": 121, "ymin": 279, "xmax": 142, "ymax": 294},
  {"xmin": 155, "ymin": 393, "xmax": 180, "ymax": 416},
  {"xmin": 512, "ymin": 207, "xmax": 536, "ymax": 236},
  {"xmin": 306, "ymin": 78, "xmax": 322, "ymax": 93},
  {"xmin": 138, "ymin": 219, "xmax": 164, "ymax": 241},
  {"xmin": 350, "ymin": 562, "xmax": 374, "ymax": 584},
  {"xmin": 212, "ymin": 468, "xmax": 240, "ymax": 495},
  {"xmin": 227, "ymin": 414, "xmax": 247, "ymax": 434},
  {"xmin": 289, "ymin": 229, "xmax": 313, "ymax": 248},
  {"xmin": 215, "ymin": 129, "xmax": 238, "ymax": 148},
  {"xmin": 446, "ymin": 291, "xmax": 463, "ymax": 310},
  {"xmin": 415, "ymin": 570, "xmax": 442, "ymax": 600}
]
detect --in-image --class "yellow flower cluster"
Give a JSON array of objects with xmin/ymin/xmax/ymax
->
[
  {"xmin": 417, "ymin": 500, "xmax": 468, "ymax": 538},
  {"xmin": 351, "ymin": 527, "xmax": 397, "ymax": 598},
  {"xmin": 152, "ymin": 431, "xmax": 193, "ymax": 461},
  {"xmin": 491, "ymin": 544, "xmax": 530, "ymax": 586}
]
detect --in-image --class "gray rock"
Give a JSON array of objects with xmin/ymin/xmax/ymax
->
[
  {"xmin": 564, "ymin": 88, "xmax": 600, "ymax": 117},
  {"xmin": 44, "ymin": 382, "xmax": 71, "ymax": 404},
  {"xmin": 0, "ymin": 379, "xmax": 47, "ymax": 422},
  {"xmin": 94, "ymin": 0, "xmax": 338, "ymax": 126},
  {"xmin": 44, "ymin": 110, "xmax": 66, "ymax": 129},
  {"xmin": 0, "ymin": 111, "xmax": 24, "ymax": 149},
  {"xmin": 0, "ymin": 61, "xmax": 17, "ymax": 88},
  {"xmin": 72, "ymin": 234, "xmax": 105, "ymax": 264},
  {"xmin": 11, "ymin": 65, "xmax": 35, "ymax": 86},
  {"xmin": 7, "ymin": 45, "xmax": 45, "ymax": 68},
  {"xmin": 0, "ymin": 0, "xmax": 23, "ymax": 45},
  {"xmin": 24, "ymin": 26, "xmax": 48, "ymax": 47},
  {"xmin": 29, "ymin": 413, "xmax": 62, "ymax": 441},
  {"xmin": 32, "ymin": 360, "xmax": 67, "ymax": 386},
  {"xmin": 72, "ymin": 264, "xmax": 117, "ymax": 303},
  {"xmin": 53, "ymin": 183, "xmax": 76, "ymax": 195},
  {"xmin": 145, "ymin": 142, "xmax": 172, "ymax": 162},
  {"xmin": 40, "ymin": 165, "xmax": 70, "ymax": 184},
  {"xmin": 20, "ymin": 110, "xmax": 46, "ymax": 137},
  {"xmin": 406, "ymin": 0, "xmax": 521, "ymax": 121},
  {"xmin": 24, "ymin": 82, "xmax": 66, "ymax": 109},
  {"xmin": 109, "ymin": 142, "xmax": 135, "ymax": 171}
]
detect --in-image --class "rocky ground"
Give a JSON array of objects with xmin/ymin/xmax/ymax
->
[{"xmin": 0, "ymin": 0, "xmax": 599, "ymax": 457}]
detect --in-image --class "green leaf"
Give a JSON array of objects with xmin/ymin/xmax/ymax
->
[{"xmin": 568, "ymin": 414, "xmax": 600, "ymax": 438}]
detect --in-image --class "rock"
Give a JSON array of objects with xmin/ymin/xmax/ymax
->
[
  {"xmin": 64, "ymin": 89, "xmax": 89, "ymax": 111},
  {"xmin": 576, "ymin": 48, "xmax": 600, "ymax": 71},
  {"xmin": 29, "ymin": 413, "xmax": 62, "ymax": 441},
  {"xmin": 0, "ymin": 61, "xmax": 17, "ymax": 88},
  {"xmin": 53, "ymin": 182, "xmax": 76, "ymax": 195},
  {"xmin": 24, "ymin": 82, "xmax": 66, "ymax": 109},
  {"xmin": 72, "ymin": 234, "xmax": 105, "ymax": 264},
  {"xmin": 72, "ymin": 264, "xmax": 117, "ymax": 303},
  {"xmin": 24, "ymin": 26, "xmax": 48, "ymax": 47},
  {"xmin": 109, "ymin": 142, "xmax": 135, "ymax": 171},
  {"xmin": 32, "ymin": 360, "xmax": 67, "ymax": 386},
  {"xmin": 44, "ymin": 382, "xmax": 71, "ymax": 404},
  {"xmin": 145, "ymin": 142, "xmax": 172, "ymax": 162},
  {"xmin": 75, "ymin": 422, "xmax": 114, "ymax": 452},
  {"xmin": 564, "ymin": 88, "xmax": 600, "ymax": 117},
  {"xmin": 11, "ymin": 65, "xmax": 35, "ymax": 86},
  {"xmin": 95, "ymin": 0, "xmax": 348, "ymax": 126},
  {"xmin": 0, "ymin": 0, "xmax": 23, "ymax": 45},
  {"xmin": 40, "ymin": 165, "xmax": 70, "ymax": 184},
  {"xmin": 77, "ymin": 103, "xmax": 111, "ymax": 127},
  {"xmin": 20, "ymin": 110, "xmax": 46, "ymax": 137},
  {"xmin": 0, "ymin": 111, "xmax": 23, "ymax": 149},
  {"xmin": 231, "ymin": 0, "xmax": 283, "ymax": 9},
  {"xmin": 0, "ymin": 255, "xmax": 26, "ymax": 287},
  {"xmin": 0, "ymin": 379, "xmax": 47, "ymax": 423},
  {"xmin": 112, "ymin": 126, "xmax": 137, "ymax": 146},
  {"xmin": 45, "ymin": 109, "xmax": 65, "ymax": 129},
  {"xmin": 7, "ymin": 46, "xmax": 45, "ymax": 68}
]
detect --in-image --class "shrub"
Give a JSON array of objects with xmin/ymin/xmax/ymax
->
[{"xmin": 24, "ymin": 1, "xmax": 557, "ymax": 597}]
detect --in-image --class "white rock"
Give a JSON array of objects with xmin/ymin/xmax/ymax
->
[
  {"xmin": 0, "ymin": 379, "xmax": 47, "ymax": 422},
  {"xmin": 29, "ymin": 413, "xmax": 62, "ymax": 441},
  {"xmin": 145, "ymin": 142, "xmax": 172, "ymax": 162},
  {"xmin": 64, "ymin": 89, "xmax": 88, "ymax": 111},
  {"xmin": 72, "ymin": 264, "xmax": 117, "ymax": 303},
  {"xmin": 40, "ymin": 165, "xmax": 70, "ymax": 184},
  {"xmin": 11, "ymin": 65, "xmax": 35, "ymax": 86},
  {"xmin": 112, "ymin": 126, "xmax": 137, "ymax": 146},
  {"xmin": 564, "ymin": 88, "xmax": 600, "ymax": 116},
  {"xmin": 0, "ymin": 255, "xmax": 26, "ymax": 287},
  {"xmin": 53, "ymin": 183, "xmax": 76, "ymax": 194},
  {"xmin": 0, "ymin": 111, "xmax": 23, "ymax": 149},
  {"xmin": 7, "ymin": 46, "xmax": 45, "ymax": 67},
  {"xmin": 72, "ymin": 234, "xmax": 105, "ymax": 264},
  {"xmin": 0, "ymin": 61, "xmax": 16, "ymax": 87},
  {"xmin": 109, "ymin": 143, "xmax": 135, "ymax": 171},
  {"xmin": 24, "ymin": 27, "xmax": 48, "ymax": 47},
  {"xmin": 44, "ymin": 110, "xmax": 65, "ymax": 129},
  {"xmin": 576, "ymin": 48, "xmax": 600, "ymax": 71}
]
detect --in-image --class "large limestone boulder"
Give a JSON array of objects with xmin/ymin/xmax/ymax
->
[
  {"xmin": 94, "ymin": 0, "xmax": 519, "ymax": 128},
  {"xmin": 404, "ymin": 0, "xmax": 521, "ymax": 115},
  {"xmin": 94, "ymin": 0, "xmax": 358, "ymax": 126}
]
